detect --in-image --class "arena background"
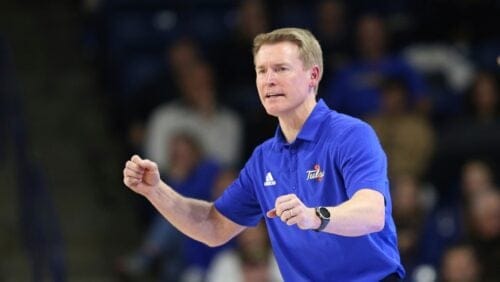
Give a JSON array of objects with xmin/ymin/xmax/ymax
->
[{"xmin": 0, "ymin": 0, "xmax": 498, "ymax": 281}]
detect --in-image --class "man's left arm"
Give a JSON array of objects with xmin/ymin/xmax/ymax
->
[
  {"xmin": 314, "ymin": 189, "xmax": 385, "ymax": 236},
  {"xmin": 267, "ymin": 189, "xmax": 385, "ymax": 237}
]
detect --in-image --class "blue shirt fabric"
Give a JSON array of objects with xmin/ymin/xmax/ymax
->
[
  {"xmin": 323, "ymin": 55, "xmax": 426, "ymax": 117},
  {"xmin": 214, "ymin": 99, "xmax": 405, "ymax": 281}
]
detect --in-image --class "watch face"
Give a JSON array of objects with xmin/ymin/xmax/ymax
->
[{"xmin": 319, "ymin": 207, "xmax": 330, "ymax": 219}]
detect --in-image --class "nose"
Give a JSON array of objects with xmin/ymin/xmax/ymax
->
[{"xmin": 264, "ymin": 70, "xmax": 276, "ymax": 85}]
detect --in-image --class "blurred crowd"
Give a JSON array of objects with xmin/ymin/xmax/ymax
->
[{"xmin": 79, "ymin": 0, "xmax": 499, "ymax": 281}]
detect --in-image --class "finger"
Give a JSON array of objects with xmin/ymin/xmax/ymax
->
[
  {"xmin": 275, "ymin": 194, "xmax": 296, "ymax": 206},
  {"xmin": 123, "ymin": 168, "xmax": 142, "ymax": 180},
  {"xmin": 140, "ymin": 159, "xmax": 158, "ymax": 171},
  {"xmin": 286, "ymin": 214, "xmax": 300, "ymax": 226},
  {"xmin": 124, "ymin": 168, "xmax": 142, "ymax": 179},
  {"xmin": 266, "ymin": 208, "xmax": 277, "ymax": 218},
  {"xmin": 126, "ymin": 161, "xmax": 144, "ymax": 173},
  {"xmin": 284, "ymin": 208, "xmax": 304, "ymax": 226},
  {"xmin": 274, "ymin": 194, "xmax": 295, "ymax": 216},
  {"xmin": 276, "ymin": 200, "xmax": 298, "ymax": 217},
  {"xmin": 280, "ymin": 209, "xmax": 293, "ymax": 223},
  {"xmin": 124, "ymin": 175, "xmax": 140, "ymax": 186},
  {"xmin": 131, "ymin": 154, "xmax": 142, "ymax": 163}
]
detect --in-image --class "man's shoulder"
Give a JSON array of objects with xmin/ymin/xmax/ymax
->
[
  {"xmin": 242, "ymin": 137, "xmax": 276, "ymax": 165},
  {"xmin": 254, "ymin": 137, "xmax": 275, "ymax": 154},
  {"xmin": 323, "ymin": 111, "xmax": 372, "ymax": 138}
]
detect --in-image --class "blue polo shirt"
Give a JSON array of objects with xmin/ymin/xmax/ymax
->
[{"xmin": 214, "ymin": 99, "xmax": 405, "ymax": 281}]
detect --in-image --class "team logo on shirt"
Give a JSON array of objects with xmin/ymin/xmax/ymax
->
[
  {"xmin": 263, "ymin": 172, "xmax": 276, "ymax": 186},
  {"xmin": 306, "ymin": 164, "xmax": 324, "ymax": 181}
]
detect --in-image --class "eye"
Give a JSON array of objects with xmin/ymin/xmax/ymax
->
[{"xmin": 277, "ymin": 66, "xmax": 288, "ymax": 72}]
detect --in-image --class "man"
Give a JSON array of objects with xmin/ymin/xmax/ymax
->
[{"xmin": 123, "ymin": 28, "xmax": 405, "ymax": 281}]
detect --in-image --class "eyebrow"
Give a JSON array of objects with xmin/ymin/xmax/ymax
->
[{"xmin": 256, "ymin": 63, "xmax": 290, "ymax": 70}]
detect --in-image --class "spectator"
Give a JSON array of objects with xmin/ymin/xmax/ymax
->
[
  {"xmin": 323, "ymin": 14, "xmax": 429, "ymax": 118},
  {"xmin": 416, "ymin": 159, "xmax": 498, "ymax": 276},
  {"xmin": 466, "ymin": 189, "xmax": 500, "ymax": 281},
  {"xmin": 430, "ymin": 71, "xmax": 500, "ymax": 191},
  {"xmin": 143, "ymin": 59, "xmax": 243, "ymax": 170},
  {"xmin": 116, "ymin": 131, "xmax": 226, "ymax": 281},
  {"xmin": 440, "ymin": 243, "xmax": 481, "ymax": 282},
  {"xmin": 206, "ymin": 221, "xmax": 281, "ymax": 282},
  {"xmin": 366, "ymin": 78, "xmax": 435, "ymax": 179},
  {"xmin": 460, "ymin": 159, "xmax": 497, "ymax": 198},
  {"xmin": 313, "ymin": 0, "xmax": 350, "ymax": 89},
  {"xmin": 211, "ymin": 0, "xmax": 269, "ymax": 97},
  {"xmin": 126, "ymin": 36, "xmax": 203, "ymax": 154},
  {"xmin": 209, "ymin": 0, "xmax": 274, "ymax": 160},
  {"xmin": 391, "ymin": 175, "xmax": 430, "ymax": 279},
  {"xmin": 463, "ymin": 71, "xmax": 500, "ymax": 123}
]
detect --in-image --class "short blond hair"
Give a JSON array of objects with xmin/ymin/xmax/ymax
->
[{"xmin": 253, "ymin": 27, "xmax": 323, "ymax": 82}]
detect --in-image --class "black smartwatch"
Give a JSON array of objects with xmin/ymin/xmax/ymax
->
[{"xmin": 314, "ymin": 207, "xmax": 331, "ymax": 232}]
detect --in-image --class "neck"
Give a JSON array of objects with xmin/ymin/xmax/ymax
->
[{"xmin": 278, "ymin": 97, "xmax": 317, "ymax": 143}]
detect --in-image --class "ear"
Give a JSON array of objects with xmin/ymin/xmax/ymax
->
[
  {"xmin": 309, "ymin": 65, "xmax": 321, "ymax": 87},
  {"xmin": 310, "ymin": 65, "xmax": 320, "ymax": 80}
]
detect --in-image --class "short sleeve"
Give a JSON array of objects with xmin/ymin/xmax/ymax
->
[
  {"xmin": 214, "ymin": 156, "xmax": 262, "ymax": 227},
  {"xmin": 338, "ymin": 122, "xmax": 389, "ymax": 199}
]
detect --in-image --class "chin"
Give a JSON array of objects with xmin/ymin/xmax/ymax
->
[
  {"xmin": 263, "ymin": 104, "xmax": 283, "ymax": 117},
  {"xmin": 265, "ymin": 110, "xmax": 280, "ymax": 117}
]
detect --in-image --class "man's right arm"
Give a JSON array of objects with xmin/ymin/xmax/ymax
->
[{"xmin": 123, "ymin": 155, "xmax": 245, "ymax": 247}]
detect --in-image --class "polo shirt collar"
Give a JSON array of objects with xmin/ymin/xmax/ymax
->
[{"xmin": 273, "ymin": 99, "xmax": 331, "ymax": 148}]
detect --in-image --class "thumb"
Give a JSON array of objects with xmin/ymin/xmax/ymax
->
[
  {"xmin": 266, "ymin": 208, "xmax": 277, "ymax": 218},
  {"xmin": 140, "ymin": 159, "xmax": 158, "ymax": 171}
]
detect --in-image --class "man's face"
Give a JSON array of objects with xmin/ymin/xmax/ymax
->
[{"xmin": 254, "ymin": 42, "xmax": 317, "ymax": 117}]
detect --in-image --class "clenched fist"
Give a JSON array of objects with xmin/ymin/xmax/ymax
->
[{"xmin": 123, "ymin": 155, "xmax": 160, "ymax": 197}]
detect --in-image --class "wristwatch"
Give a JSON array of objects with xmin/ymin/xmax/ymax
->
[{"xmin": 314, "ymin": 207, "xmax": 330, "ymax": 232}]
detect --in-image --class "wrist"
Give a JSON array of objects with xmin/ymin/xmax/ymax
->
[
  {"xmin": 313, "ymin": 212, "xmax": 322, "ymax": 230},
  {"xmin": 145, "ymin": 181, "xmax": 165, "ymax": 199}
]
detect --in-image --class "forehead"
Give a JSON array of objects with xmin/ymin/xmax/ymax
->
[{"xmin": 255, "ymin": 41, "xmax": 301, "ymax": 66}]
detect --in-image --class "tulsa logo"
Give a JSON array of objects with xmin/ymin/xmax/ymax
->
[{"xmin": 306, "ymin": 164, "xmax": 324, "ymax": 181}]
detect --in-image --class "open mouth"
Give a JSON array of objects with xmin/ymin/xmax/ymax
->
[{"xmin": 265, "ymin": 93, "xmax": 285, "ymax": 99}]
